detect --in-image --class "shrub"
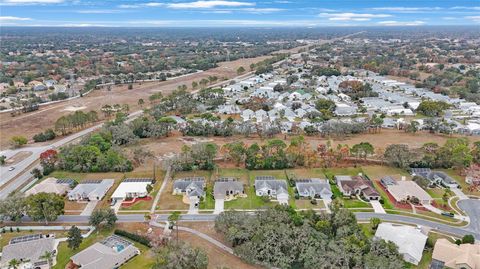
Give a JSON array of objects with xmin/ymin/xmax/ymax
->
[{"xmin": 114, "ymin": 229, "xmax": 151, "ymax": 247}]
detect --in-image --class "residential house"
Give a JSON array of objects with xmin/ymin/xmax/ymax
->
[
  {"xmin": 295, "ymin": 178, "xmax": 332, "ymax": 199},
  {"xmin": 375, "ymin": 223, "xmax": 428, "ymax": 265},
  {"xmin": 70, "ymin": 235, "xmax": 139, "ymax": 269},
  {"xmin": 213, "ymin": 178, "xmax": 245, "ymax": 201},
  {"xmin": 172, "ymin": 177, "xmax": 205, "ymax": 206},
  {"xmin": 254, "ymin": 176, "xmax": 289, "ymax": 204},
  {"xmin": 0, "ymin": 234, "xmax": 57, "ymax": 269},
  {"xmin": 111, "ymin": 178, "xmax": 153, "ymax": 201},
  {"xmin": 67, "ymin": 179, "xmax": 114, "ymax": 201},
  {"xmin": 386, "ymin": 180, "xmax": 433, "ymax": 204},
  {"xmin": 335, "ymin": 175, "xmax": 380, "ymax": 200},
  {"xmin": 25, "ymin": 178, "xmax": 75, "ymax": 196},
  {"xmin": 380, "ymin": 176, "xmax": 397, "ymax": 187},
  {"xmin": 411, "ymin": 168, "xmax": 458, "ymax": 187},
  {"xmin": 430, "ymin": 238, "xmax": 480, "ymax": 269}
]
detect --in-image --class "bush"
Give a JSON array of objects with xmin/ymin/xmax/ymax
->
[
  {"xmin": 114, "ymin": 229, "xmax": 151, "ymax": 247},
  {"xmin": 462, "ymin": 234, "xmax": 475, "ymax": 244}
]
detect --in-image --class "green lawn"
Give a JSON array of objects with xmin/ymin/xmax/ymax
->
[
  {"xmin": 121, "ymin": 244, "xmax": 155, "ymax": 269},
  {"xmin": 224, "ymin": 185, "xmax": 273, "ymax": 209},
  {"xmin": 341, "ymin": 198, "xmax": 372, "ymax": 208},
  {"xmin": 200, "ymin": 184, "xmax": 215, "ymax": 210}
]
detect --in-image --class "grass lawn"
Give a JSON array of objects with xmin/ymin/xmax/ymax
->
[
  {"xmin": 121, "ymin": 243, "xmax": 155, "ymax": 269},
  {"xmin": 371, "ymin": 180, "xmax": 394, "ymax": 210},
  {"xmin": 341, "ymin": 198, "xmax": 372, "ymax": 208},
  {"xmin": 361, "ymin": 165, "xmax": 411, "ymax": 181},
  {"xmin": 295, "ymin": 199, "xmax": 325, "ymax": 209},
  {"xmin": 224, "ymin": 185, "xmax": 273, "ymax": 209},
  {"xmin": 425, "ymin": 188, "xmax": 446, "ymax": 199},
  {"xmin": 359, "ymin": 223, "xmax": 375, "ymax": 238},
  {"xmin": 200, "ymin": 184, "xmax": 215, "ymax": 210}
]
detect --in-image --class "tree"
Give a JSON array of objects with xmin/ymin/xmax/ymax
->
[
  {"xmin": 351, "ymin": 142, "xmax": 374, "ymax": 160},
  {"xmin": 39, "ymin": 251, "xmax": 53, "ymax": 268},
  {"xmin": 0, "ymin": 192, "xmax": 26, "ymax": 222},
  {"xmin": 31, "ymin": 168, "xmax": 43, "ymax": 179},
  {"xmin": 89, "ymin": 208, "xmax": 117, "ymax": 229},
  {"xmin": 168, "ymin": 211, "xmax": 181, "ymax": 243},
  {"xmin": 8, "ymin": 259, "xmax": 20, "ymax": 269},
  {"xmin": 153, "ymin": 242, "xmax": 208, "ymax": 269},
  {"xmin": 405, "ymin": 121, "xmax": 420, "ymax": 133},
  {"xmin": 10, "ymin": 136, "xmax": 27, "ymax": 148},
  {"xmin": 67, "ymin": 225, "xmax": 83, "ymax": 250},
  {"xmin": 0, "ymin": 155, "xmax": 6, "ymax": 165},
  {"xmin": 40, "ymin": 149, "xmax": 58, "ymax": 175},
  {"xmin": 417, "ymin": 100, "xmax": 450, "ymax": 117},
  {"xmin": 25, "ymin": 193, "xmax": 64, "ymax": 224},
  {"xmin": 462, "ymin": 234, "xmax": 475, "ymax": 244},
  {"xmin": 128, "ymin": 83, "xmax": 133, "ymax": 90},
  {"xmin": 384, "ymin": 144, "xmax": 413, "ymax": 168},
  {"xmin": 138, "ymin": 98, "xmax": 144, "ymax": 107},
  {"xmin": 236, "ymin": 66, "xmax": 245, "ymax": 75},
  {"xmin": 370, "ymin": 217, "xmax": 381, "ymax": 230}
]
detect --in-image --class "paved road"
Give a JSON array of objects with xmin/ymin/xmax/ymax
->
[
  {"xmin": 457, "ymin": 199, "xmax": 480, "ymax": 233},
  {"xmin": 0, "ymin": 111, "xmax": 143, "ymax": 199}
]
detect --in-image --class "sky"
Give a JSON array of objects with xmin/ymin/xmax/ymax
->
[{"xmin": 0, "ymin": 0, "xmax": 479, "ymax": 27}]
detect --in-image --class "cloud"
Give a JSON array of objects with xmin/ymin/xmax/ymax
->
[
  {"xmin": 77, "ymin": 10, "xmax": 123, "ymax": 14},
  {"xmin": 167, "ymin": 1, "xmax": 254, "ymax": 9},
  {"xmin": 0, "ymin": 0, "xmax": 63, "ymax": 5},
  {"xmin": 319, "ymin": 12, "xmax": 391, "ymax": 21},
  {"xmin": 452, "ymin": 6, "xmax": 480, "ymax": 11},
  {"xmin": 377, "ymin": 20, "xmax": 425, "ymax": 26},
  {"xmin": 371, "ymin": 7, "xmax": 442, "ymax": 12},
  {"xmin": 126, "ymin": 19, "xmax": 331, "ymax": 27},
  {"xmin": 0, "ymin": 16, "xmax": 32, "ymax": 21},
  {"xmin": 118, "ymin": 2, "xmax": 165, "ymax": 9},
  {"xmin": 239, "ymin": 7, "xmax": 283, "ymax": 13},
  {"xmin": 465, "ymin": 16, "xmax": 480, "ymax": 22}
]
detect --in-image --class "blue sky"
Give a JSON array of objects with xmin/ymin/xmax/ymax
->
[{"xmin": 1, "ymin": 0, "xmax": 479, "ymax": 27}]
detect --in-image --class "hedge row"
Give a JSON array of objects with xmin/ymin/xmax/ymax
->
[{"xmin": 114, "ymin": 229, "xmax": 151, "ymax": 247}]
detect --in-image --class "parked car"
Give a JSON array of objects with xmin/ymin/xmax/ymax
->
[
  {"xmin": 8, "ymin": 166, "xmax": 15, "ymax": 171},
  {"xmin": 441, "ymin": 212, "xmax": 454, "ymax": 218}
]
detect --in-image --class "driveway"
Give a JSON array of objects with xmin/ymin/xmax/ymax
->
[
  {"xmin": 81, "ymin": 201, "xmax": 98, "ymax": 216},
  {"xmin": 214, "ymin": 199, "xmax": 224, "ymax": 214},
  {"xmin": 451, "ymin": 187, "xmax": 468, "ymax": 200},
  {"xmin": 370, "ymin": 200, "xmax": 386, "ymax": 214},
  {"xmin": 188, "ymin": 201, "xmax": 199, "ymax": 214}
]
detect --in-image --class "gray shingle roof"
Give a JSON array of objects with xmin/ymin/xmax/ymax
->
[
  {"xmin": 213, "ymin": 178, "xmax": 244, "ymax": 199},
  {"xmin": 0, "ymin": 235, "xmax": 56, "ymax": 267}
]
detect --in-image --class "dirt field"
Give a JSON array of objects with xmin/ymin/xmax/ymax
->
[
  {"xmin": 0, "ymin": 44, "xmax": 308, "ymax": 150},
  {"xmin": 130, "ymin": 129, "xmax": 480, "ymax": 163}
]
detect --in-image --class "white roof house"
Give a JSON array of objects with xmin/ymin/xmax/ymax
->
[
  {"xmin": 111, "ymin": 178, "xmax": 153, "ymax": 201},
  {"xmin": 375, "ymin": 223, "xmax": 428, "ymax": 265},
  {"xmin": 386, "ymin": 180, "xmax": 432, "ymax": 204},
  {"xmin": 67, "ymin": 179, "xmax": 114, "ymax": 201}
]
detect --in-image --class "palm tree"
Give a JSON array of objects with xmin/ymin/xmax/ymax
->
[
  {"xmin": 40, "ymin": 251, "xmax": 53, "ymax": 268},
  {"xmin": 8, "ymin": 259, "xmax": 20, "ymax": 269}
]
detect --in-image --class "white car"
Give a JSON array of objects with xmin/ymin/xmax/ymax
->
[{"xmin": 8, "ymin": 167, "xmax": 15, "ymax": 171}]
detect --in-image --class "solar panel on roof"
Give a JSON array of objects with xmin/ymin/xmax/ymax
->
[
  {"xmin": 255, "ymin": 176, "xmax": 275, "ymax": 180},
  {"xmin": 10, "ymin": 234, "xmax": 43, "ymax": 244},
  {"xmin": 80, "ymin": 179, "xmax": 103, "ymax": 184},
  {"xmin": 56, "ymin": 178, "xmax": 76, "ymax": 185},
  {"xmin": 123, "ymin": 178, "xmax": 153, "ymax": 183}
]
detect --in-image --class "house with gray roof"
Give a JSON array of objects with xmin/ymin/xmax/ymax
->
[
  {"xmin": 213, "ymin": 177, "xmax": 245, "ymax": 200},
  {"xmin": 410, "ymin": 168, "xmax": 458, "ymax": 187},
  {"xmin": 0, "ymin": 234, "xmax": 57, "ymax": 269},
  {"xmin": 172, "ymin": 177, "xmax": 206, "ymax": 205},
  {"xmin": 295, "ymin": 178, "xmax": 332, "ymax": 199},
  {"xmin": 254, "ymin": 176, "xmax": 289, "ymax": 204},
  {"xmin": 70, "ymin": 235, "xmax": 139, "ymax": 269},
  {"xmin": 67, "ymin": 179, "xmax": 114, "ymax": 201}
]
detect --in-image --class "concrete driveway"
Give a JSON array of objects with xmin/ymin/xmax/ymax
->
[
  {"xmin": 81, "ymin": 201, "xmax": 98, "ymax": 216},
  {"xmin": 451, "ymin": 187, "xmax": 468, "ymax": 200},
  {"xmin": 370, "ymin": 200, "xmax": 386, "ymax": 214},
  {"xmin": 214, "ymin": 199, "xmax": 224, "ymax": 214}
]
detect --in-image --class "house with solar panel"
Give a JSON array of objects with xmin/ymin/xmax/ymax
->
[
  {"xmin": 111, "ymin": 178, "xmax": 154, "ymax": 201},
  {"xmin": 70, "ymin": 235, "xmax": 139, "ymax": 269},
  {"xmin": 213, "ymin": 177, "xmax": 245, "ymax": 201},
  {"xmin": 67, "ymin": 179, "xmax": 114, "ymax": 201},
  {"xmin": 25, "ymin": 177, "xmax": 75, "ymax": 196},
  {"xmin": 172, "ymin": 177, "xmax": 206, "ymax": 206},
  {"xmin": 254, "ymin": 176, "xmax": 289, "ymax": 205},
  {"xmin": 0, "ymin": 234, "xmax": 57, "ymax": 269},
  {"xmin": 295, "ymin": 178, "xmax": 332, "ymax": 199}
]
